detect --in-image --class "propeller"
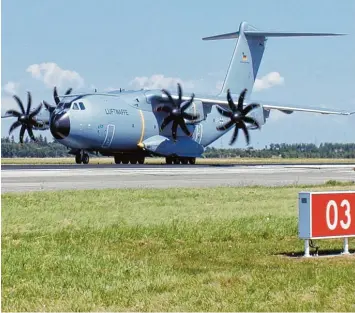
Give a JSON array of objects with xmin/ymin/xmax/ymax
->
[
  {"xmin": 216, "ymin": 88, "xmax": 261, "ymax": 145},
  {"xmin": 4, "ymin": 92, "xmax": 43, "ymax": 143},
  {"xmin": 43, "ymin": 86, "xmax": 73, "ymax": 113},
  {"xmin": 156, "ymin": 83, "xmax": 200, "ymax": 141}
]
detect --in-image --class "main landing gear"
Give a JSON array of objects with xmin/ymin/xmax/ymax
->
[
  {"xmin": 165, "ymin": 157, "xmax": 196, "ymax": 165},
  {"xmin": 114, "ymin": 155, "xmax": 145, "ymax": 164},
  {"xmin": 75, "ymin": 152, "xmax": 90, "ymax": 164}
]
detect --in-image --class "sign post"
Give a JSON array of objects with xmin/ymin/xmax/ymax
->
[{"xmin": 298, "ymin": 191, "xmax": 355, "ymax": 257}]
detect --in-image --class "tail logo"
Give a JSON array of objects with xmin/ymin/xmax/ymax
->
[{"xmin": 242, "ymin": 52, "xmax": 248, "ymax": 62}]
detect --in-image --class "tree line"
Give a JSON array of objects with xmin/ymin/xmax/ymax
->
[
  {"xmin": 1, "ymin": 136, "xmax": 355, "ymax": 158},
  {"xmin": 204, "ymin": 143, "xmax": 355, "ymax": 159},
  {"xmin": 1, "ymin": 136, "xmax": 68, "ymax": 158}
]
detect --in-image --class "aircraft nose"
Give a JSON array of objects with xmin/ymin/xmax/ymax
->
[{"xmin": 50, "ymin": 112, "xmax": 70, "ymax": 140}]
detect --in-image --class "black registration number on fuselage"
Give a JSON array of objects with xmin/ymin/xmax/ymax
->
[{"xmin": 105, "ymin": 109, "xmax": 129, "ymax": 115}]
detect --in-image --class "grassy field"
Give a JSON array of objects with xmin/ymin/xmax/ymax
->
[
  {"xmin": 2, "ymin": 183, "xmax": 355, "ymax": 311},
  {"xmin": 2, "ymin": 156, "xmax": 355, "ymax": 165}
]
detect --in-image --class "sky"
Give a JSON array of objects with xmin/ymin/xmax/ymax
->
[{"xmin": 1, "ymin": 0, "xmax": 354, "ymax": 149}]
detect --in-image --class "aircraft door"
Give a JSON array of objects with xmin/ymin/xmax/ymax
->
[{"xmin": 102, "ymin": 124, "xmax": 115, "ymax": 148}]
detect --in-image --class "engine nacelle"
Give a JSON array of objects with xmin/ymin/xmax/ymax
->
[
  {"xmin": 246, "ymin": 104, "xmax": 266, "ymax": 128},
  {"xmin": 184, "ymin": 100, "xmax": 206, "ymax": 124}
]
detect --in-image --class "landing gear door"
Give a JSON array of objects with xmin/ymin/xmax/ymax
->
[{"xmin": 102, "ymin": 124, "xmax": 115, "ymax": 148}]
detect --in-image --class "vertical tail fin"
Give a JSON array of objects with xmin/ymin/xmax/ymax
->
[{"xmin": 203, "ymin": 22, "xmax": 345, "ymax": 98}]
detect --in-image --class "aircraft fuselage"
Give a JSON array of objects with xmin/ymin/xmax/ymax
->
[{"xmin": 50, "ymin": 89, "xmax": 266, "ymax": 159}]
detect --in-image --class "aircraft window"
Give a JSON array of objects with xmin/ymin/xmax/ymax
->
[
  {"xmin": 63, "ymin": 103, "xmax": 71, "ymax": 109},
  {"xmin": 72, "ymin": 103, "xmax": 79, "ymax": 110},
  {"xmin": 79, "ymin": 102, "xmax": 86, "ymax": 110}
]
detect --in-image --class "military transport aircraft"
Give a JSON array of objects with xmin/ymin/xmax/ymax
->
[{"xmin": 2, "ymin": 21, "xmax": 354, "ymax": 165}]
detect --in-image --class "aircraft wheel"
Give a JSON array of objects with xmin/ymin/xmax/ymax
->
[
  {"xmin": 114, "ymin": 156, "xmax": 121, "ymax": 164},
  {"xmin": 130, "ymin": 158, "xmax": 138, "ymax": 164},
  {"xmin": 138, "ymin": 157, "xmax": 145, "ymax": 164},
  {"xmin": 166, "ymin": 157, "xmax": 173, "ymax": 165},
  {"xmin": 75, "ymin": 154, "xmax": 82, "ymax": 164},
  {"xmin": 181, "ymin": 158, "xmax": 188, "ymax": 165},
  {"xmin": 188, "ymin": 157, "xmax": 196, "ymax": 165},
  {"xmin": 121, "ymin": 156, "xmax": 129, "ymax": 164},
  {"xmin": 173, "ymin": 158, "xmax": 180, "ymax": 165},
  {"xmin": 82, "ymin": 153, "xmax": 90, "ymax": 164}
]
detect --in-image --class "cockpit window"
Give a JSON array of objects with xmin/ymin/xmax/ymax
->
[
  {"xmin": 72, "ymin": 103, "xmax": 79, "ymax": 110},
  {"xmin": 63, "ymin": 103, "xmax": 71, "ymax": 109},
  {"xmin": 79, "ymin": 102, "xmax": 86, "ymax": 110}
]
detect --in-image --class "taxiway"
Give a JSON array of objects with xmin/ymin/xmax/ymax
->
[{"xmin": 2, "ymin": 164, "xmax": 354, "ymax": 193}]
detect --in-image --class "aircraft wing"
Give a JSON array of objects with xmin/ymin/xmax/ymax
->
[
  {"xmin": 243, "ymin": 100, "xmax": 354, "ymax": 115},
  {"xmin": 157, "ymin": 94, "xmax": 355, "ymax": 116},
  {"xmin": 59, "ymin": 91, "xmax": 355, "ymax": 116}
]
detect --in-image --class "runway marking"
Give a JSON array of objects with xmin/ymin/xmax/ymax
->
[
  {"xmin": 2, "ymin": 165, "xmax": 354, "ymax": 178},
  {"xmin": 2, "ymin": 164, "xmax": 354, "ymax": 193}
]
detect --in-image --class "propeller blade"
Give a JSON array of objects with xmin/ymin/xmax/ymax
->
[
  {"xmin": 13, "ymin": 95, "xmax": 25, "ymax": 114},
  {"xmin": 156, "ymin": 105, "xmax": 172, "ymax": 113},
  {"xmin": 219, "ymin": 88, "xmax": 255, "ymax": 146},
  {"xmin": 6, "ymin": 92, "xmax": 46, "ymax": 144},
  {"xmin": 65, "ymin": 88, "xmax": 73, "ymax": 95},
  {"xmin": 182, "ymin": 112, "xmax": 200, "ymax": 120},
  {"xmin": 240, "ymin": 122, "xmax": 250, "ymax": 145},
  {"xmin": 216, "ymin": 106, "xmax": 233, "ymax": 118},
  {"xmin": 243, "ymin": 103, "xmax": 260, "ymax": 116},
  {"xmin": 5, "ymin": 110, "xmax": 21, "ymax": 118},
  {"xmin": 178, "ymin": 119, "xmax": 192, "ymax": 137},
  {"xmin": 53, "ymin": 87, "xmax": 60, "ymax": 105},
  {"xmin": 27, "ymin": 126, "xmax": 36, "ymax": 141},
  {"xmin": 9, "ymin": 120, "xmax": 22, "ymax": 134},
  {"xmin": 26, "ymin": 92, "xmax": 32, "ymax": 115},
  {"xmin": 216, "ymin": 120, "xmax": 234, "ymax": 131},
  {"xmin": 229, "ymin": 126, "xmax": 239, "ymax": 145},
  {"xmin": 226, "ymin": 89, "xmax": 237, "ymax": 112},
  {"xmin": 238, "ymin": 89, "xmax": 247, "ymax": 112},
  {"xmin": 43, "ymin": 100, "xmax": 55, "ymax": 113},
  {"xmin": 181, "ymin": 94, "xmax": 195, "ymax": 111},
  {"xmin": 162, "ymin": 89, "xmax": 176, "ymax": 107},
  {"xmin": 159, "ymin": 83, "xmax": 199, "ymax": 141},
  {"xmin": 160, "ymin": 115, "xmax": 174, "ymax": 131},
  {"xmin": 19, "ymin": 124, "xmax": 26, "ymax": 143},
  {"xmin": 243, "ymin": 116, "xmax": 261, "ymax": 129},
  {"xmin": 172, "ymin": 120, "xmax": 178, "ymax": 141},
  {"xmin": 29, "ymin": 103, "xmax": 43, "ymax": 118},
  {"xmin": 177, "ymin": 83, "xmax": 182, "ymax": 105}
]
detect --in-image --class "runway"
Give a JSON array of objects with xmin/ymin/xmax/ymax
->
[{"xmin": 2, "ymin": 164, "xmax": 354, "ymax": 193}]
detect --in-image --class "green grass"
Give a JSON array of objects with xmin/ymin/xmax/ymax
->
[
  {"xmin": 2, "ymin": 156, "xmax": 355, "ymax": 165},
  {"xmin": 2, "ymin": 184, "xmax": 355, "ymax": 311}
]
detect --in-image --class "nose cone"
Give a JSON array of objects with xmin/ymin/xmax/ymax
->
[{"xmin": 50, "ymin": 112, "xmax": 70, "ymax": 139}]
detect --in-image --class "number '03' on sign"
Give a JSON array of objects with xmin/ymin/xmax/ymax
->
[{"xmin": 312, "ymin": 193, "xmax": 355, "ymax": 238}]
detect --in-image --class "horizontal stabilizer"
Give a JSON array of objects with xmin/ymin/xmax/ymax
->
[
  {"xmin": 245, "ymin": 31, "xmax": 347, "ymax": 37},
  {"xmin": 203, "ymin": 31, "xmax": 346, "ymax": 41}
]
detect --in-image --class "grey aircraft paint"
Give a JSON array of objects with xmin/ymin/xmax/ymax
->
[{"xmin": 2, "ymin": 21, "xmax": 353, "ymax": 164}]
